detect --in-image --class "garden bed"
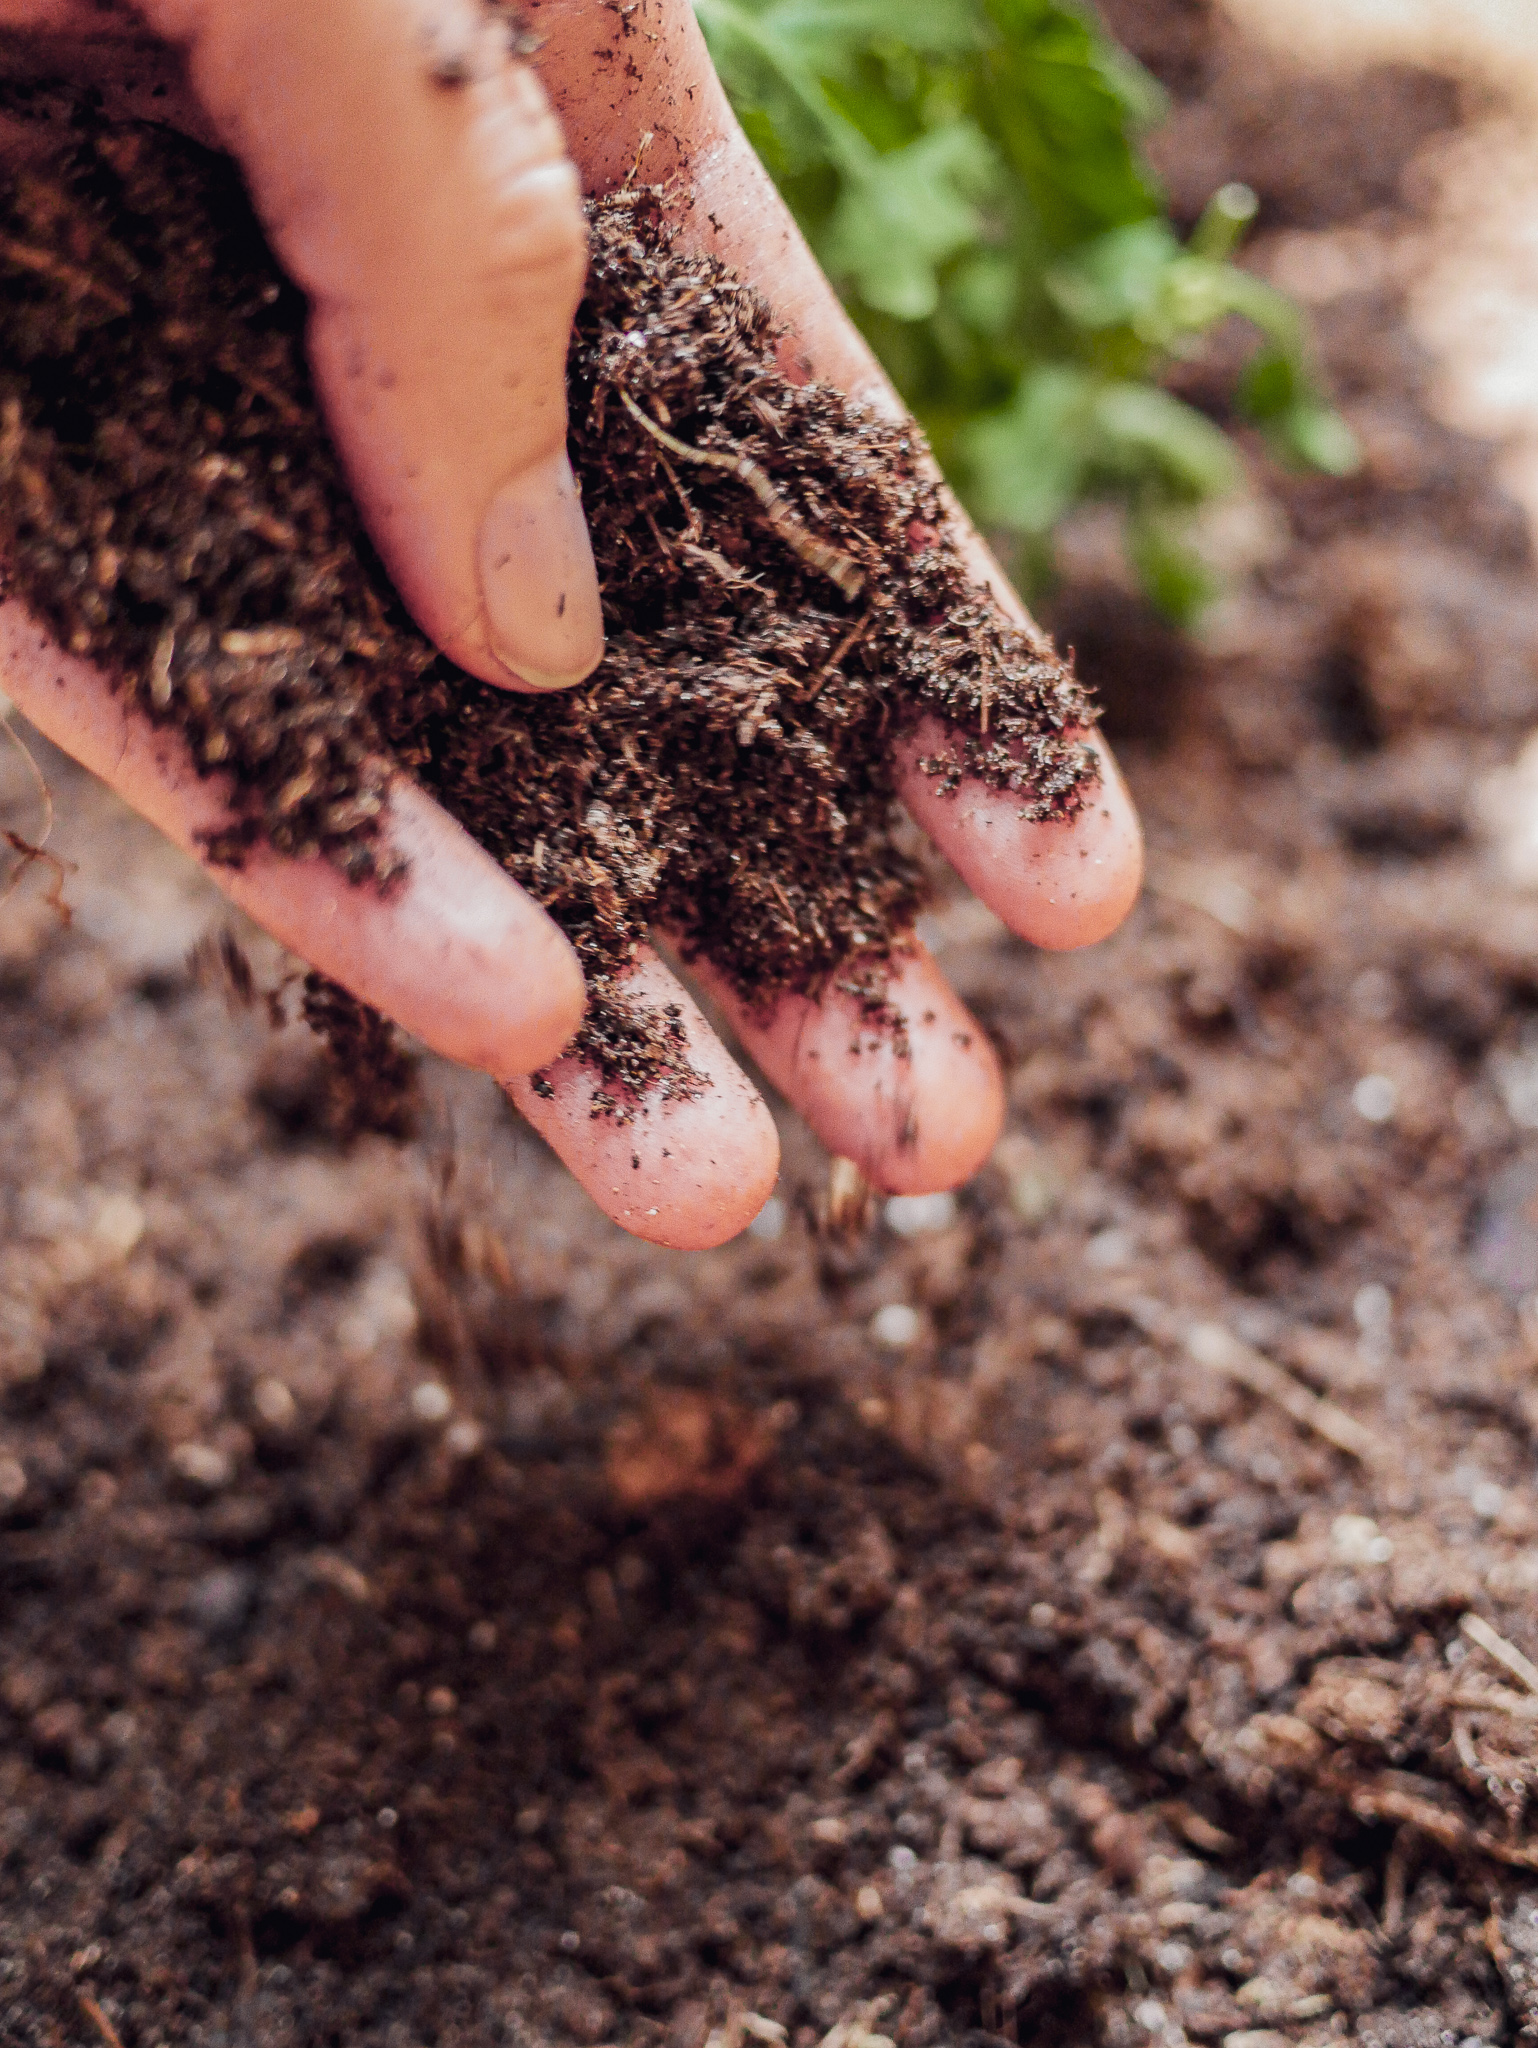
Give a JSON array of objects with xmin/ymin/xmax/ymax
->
[{"xmin": 4, "ymin": 4, "xmax": 1538, "ymax": 2043}]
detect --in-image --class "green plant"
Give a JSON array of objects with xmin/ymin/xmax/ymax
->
[{"xmin": 695, "ymin": 0, "xmax": 1358, "ymax": 621}]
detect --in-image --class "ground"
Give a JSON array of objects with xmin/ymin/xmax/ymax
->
[{"xmin": 4, "ymin": 3, "xmax": 1538, "ymax": 2045}]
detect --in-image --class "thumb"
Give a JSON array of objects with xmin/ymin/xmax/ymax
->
[{"xmin": 140, "ymin": 0, "xmax": 603, "ymax": 693}]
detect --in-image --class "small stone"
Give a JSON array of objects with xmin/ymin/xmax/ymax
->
[
  {"xmin": 169, "ymin": 1441, "xmax": 232, "ymax": 1491},
  {"xmin": 1471, "ymin": 1153, "xmax": 1538, "ymax": 1299},
  {"xmin": 855, "ymin": 1884, "xmax": 884, "ymax": 1920},
  {"xmin": 1352, "ymin": 1073, "xmax": 1397, "ymax": 1123},
  {"xmin": 870, "ymin": 1303, "xmax": 921, "ymax": 1349},
  {"xmin": 425, "ymin": 1686, "xmax": 458, "ymax": 1717},
  {"xmin": 747, "ymin": 1195, "xmax": 786, "ymax": 1241},
  {"xmin": 91, "ymin": 1190, "xmax": 145, "ymax": 1256},
  {"xmin": 1330, "ymin": 1513, "xmax": 1394, "ymax": 1567},
  {"xmin": 1085, "ymin": 1227, "xmax": 1134, "ymax": 1269},
  {"xmin": 411, "ymin": 1381, "xmax": 453, "ymax": 1423},
  {"xmin": 186, "ymin": 1564, "xmax": 257, "ymax": 1638},
  {"xmin": 884, "ymin": 1191, "xmax": 957, "ymax": 1237},
  {"xmin": 252, "ymin": 1377, "xmax": 297, "ymax": 1429}
]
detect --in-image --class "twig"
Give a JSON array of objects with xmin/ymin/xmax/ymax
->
[
  {"xmin": 1461, "ymin": 1612, "xmax": 1538, "ymax": 1696},
  {"xmin": 1337, "ymin": 1768, "xmax": 1538, "ymax": 1873},
  {"xmin": 0, "ymin": 698, "xmax": 54, "ymax": 849},
  {"xmin": 1127, "ymin": 1297, "xmax": 1376, "ymax": 1460},
  {"xmin": 1381, "ymin": 1824, "xmax": 1415, "ymax": 1937},
  {"xmin": 1450, "ymin": 1681, "xmax": 1538, "ymax": 1720},
  {"xmin": 2, "ymin": 831, "xmax": 73, "ymax": 926},
  {"xmin": 0, "ymin": 237, "xmax": 129, "ymax": 316},
  {"xmin": 805, "ymin": 609, "xmax": 873, "ymax": 699},
  {"xmin": 78, "ymin": 1993, "xmax": 125, "ymax": 2048},
  {"xmin": 623, "ymin": 128, "xmax": 655, "ymax": 192},
  {"xmin": 215, "ymin": 345, "xmax": 305, "ymax": 428},
  {"xmin": 619, "ymin": 388, "xmax": 864, "ymax": 600}
]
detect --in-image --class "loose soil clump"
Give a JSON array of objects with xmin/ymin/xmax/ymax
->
[
  {"xmin": 8, "ymin": 10, "xmax": 1538, "ymax": 2048},
  {"xmin": 0, "ymin": 112, "xmax": 1096, "ymax": 1095}
]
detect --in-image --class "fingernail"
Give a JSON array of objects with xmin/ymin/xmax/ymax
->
[{"xmin": 478, "ymin": 450, "xmax": 604, "ymax": 690}]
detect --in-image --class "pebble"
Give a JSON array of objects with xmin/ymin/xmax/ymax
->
[
  {"xmin": 884, "ymin": 1191, "xmax": 957, "ymax": 1237},
  {"xmin": 1352, "ymin": 1073, "xmax": 1398, "ymax": 1123},
  {"xmin": 870, "ymin": 1303, "xmax": 921, "ymax": 1349},
  {"xmin": 252, "ymin": 1376, "xmax": 298, "ymax": 1429},
  {"xmin": 170, "ymin": 1441, "xmax": 232, "ymax": 1491},
  {"xmin": 186, "ymin": 1564, "xmax": 257, "ymax": 1639},
  {"xmin": 91, "ymin": 1190, "xmax": 145, "ymax": 1256},
  {"xmin": 411, "ymin": 1381, "xmax": 453, "ymax": 1423},
  {"xmin": 1471, "ymin": 1153, "xmax": 1538, "ymax": 1298}
]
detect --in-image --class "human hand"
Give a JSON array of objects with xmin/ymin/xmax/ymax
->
[{"xmin": 0, "ymin": 0, "xmax": 1142, "ymax": 1249}]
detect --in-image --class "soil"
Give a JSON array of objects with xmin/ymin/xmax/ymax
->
[
  {"xmin": 6, "ymin": 6, "xmax": 1538, "ymax": 2047},
  {"xmin": 0, "ymin": 111, "xmax": 1092, "ymax": 1098}
]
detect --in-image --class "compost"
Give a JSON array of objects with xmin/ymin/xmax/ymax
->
[
  {"xmin": 0, "ymin": 111, "xmax": 1094, "ymax": 1095},
  {"xmin": 5, "ymin": 5, "xmax": 1538, "ymax": 2046}
]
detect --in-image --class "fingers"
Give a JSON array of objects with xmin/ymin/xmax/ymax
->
[
  {"xmin": 687, "ymin": 943, "xmax": 1005, "ymax": 1196},
  {"xmin": 529, "ymin": 0, "xmax": 892, "ymax": 408},
  {"xmin": 139, "ymin": 0, "xmax": 603, "ymax": 694},
  {"xmin": 506, "ymin": 949, "xmax": 781, "ymax": 1251},
  {"xmin": 898, "ymin": 724, "xmax": 1145, "ymax": 952},
  {"xmin": 529, "ymin": 0, "xmax": 1144, "ymax": 951},
  {"xmin": 0, "ymin": 600, "xmax": 584, "ymax": 1074}
]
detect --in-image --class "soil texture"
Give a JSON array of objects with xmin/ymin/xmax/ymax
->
[
  {"xmin": 5, "ymin": 6, "xmax": 1538, "ymax": 2048},
  {"xmin": 0, "ymin": 113, "xmax": 1092, "ymax": 1095}
]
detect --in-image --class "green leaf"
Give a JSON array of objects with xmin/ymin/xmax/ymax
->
[
  {"xmin": 1128, "ymin": 507, "xmax": 1219, "ymax": 626},
  {"xmin": 1044, "ymin": 218, "xmax": 1180, "ymax": 330},
  {"xmin": 1276, "ymin": 402, "xmax": 1362, "ymax": 475},
  {"xmin": 959, "ymin": 364, "xmax": 1098, "ymax": 534},
  {"xmin": 695, "ymin": 0, "xmax": 1350, "ymax": 616},
  {"xmin": 977, "ymin": 0, "xmax": 1163, "ymax": 249},
  {"xmin": 820, "ymin": 124, "xmax": 1001, "ymax": 319},
  {"xmin": 1093, "ymin": 382, "xmax": 1244, "ymax": 500}
]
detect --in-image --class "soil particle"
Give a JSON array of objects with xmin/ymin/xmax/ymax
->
[
  {"xmin": 4, "ymin": 3, "xmax": 1538, "ymax": 2046},
  {"xmin": 0, "ymin": 117, "xmax": 1095, "ymax": 1099}
]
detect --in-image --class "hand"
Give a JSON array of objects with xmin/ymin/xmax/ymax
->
[{"xmin": 0, "ymin": 0, "xmax": 1142, "ymax": 1249}]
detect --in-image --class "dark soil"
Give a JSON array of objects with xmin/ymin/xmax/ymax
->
[
  {"xmin": 6, "ymin": 6, "xmax": 1538, "ymax": 2047},
  {"xmin": 0, "ymin": 111, "xmax": 1093, "ymax": 1098}
]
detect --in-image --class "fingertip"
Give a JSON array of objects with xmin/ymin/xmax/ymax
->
[
  {"xmin": 692, "ymin": 945, "xmax": 1005, "ymax": 1195},
  {"xmin": 899, "ymin": 723, "xmax": 1144, "ymax": 953},
  {"xmin": 507, "ymin": 951, "xmax": 781, "ymax": 1249}
]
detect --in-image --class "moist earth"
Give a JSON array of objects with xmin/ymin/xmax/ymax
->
[
  {"xmin": 0, "ymin": 111, "xmax": 1093, "ymax": 1098},
  {"xmin": 5, "ymin": 6, "xmax": 1538, "ymax": 2047}
]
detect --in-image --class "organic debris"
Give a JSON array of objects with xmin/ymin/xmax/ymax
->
[{"xmin": 0, "ymin": 115, "xmax": 1097, "ymax": 1097}]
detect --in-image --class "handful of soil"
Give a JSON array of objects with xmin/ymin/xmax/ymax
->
[{"xmin": 0, "ymin": 108, "xmax": 1098, "ymax": 1098}]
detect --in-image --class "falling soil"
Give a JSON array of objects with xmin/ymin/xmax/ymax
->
[
  {"xmin": 9, "ymin": 5, "xmax": 1538, "ymax": 2047},
  {"xmin": 0, "ymin": 109, "xmax": 1094, "ymax": 1098}
]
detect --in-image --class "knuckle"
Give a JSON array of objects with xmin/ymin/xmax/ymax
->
[{"xmin": 481, "ymin": 156, "xmax": 587, "ymax": 292}]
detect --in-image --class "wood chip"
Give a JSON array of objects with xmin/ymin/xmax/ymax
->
[
  {"xmin": 1461, "ymin": 1612, "xmax": 1538, "ymax": 1696},
  {"xmin": 1125, "ymin": 1296, "xmax": 1377, "ymax": 1460}
]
